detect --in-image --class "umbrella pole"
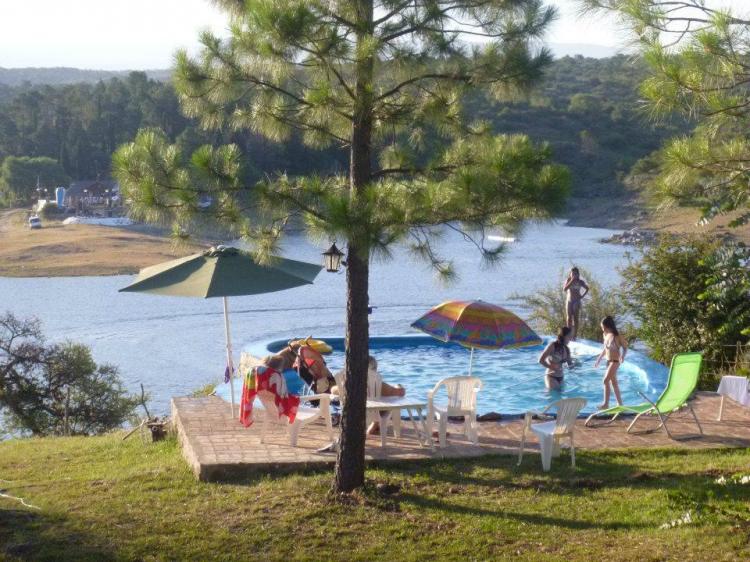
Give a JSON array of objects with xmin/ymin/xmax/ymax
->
[
  {"xmin": 468, "ymin": 347, "xmax": 475, "ymax": 376},
  {"xmin": 223, "ymin": 296, "xmax": 236, "ymax": 418}
]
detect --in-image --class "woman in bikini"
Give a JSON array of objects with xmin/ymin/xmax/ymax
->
[
  {"xmin": 539, "ymin": 326, "xmax": 574, "ymax": 390},
  {"xmin": 563, "ymin": 267, "xmax": 589, "ymax": 340},
  {"xmin": 594, "ymin": 315, "xmax": 627, "ymax": 409}
]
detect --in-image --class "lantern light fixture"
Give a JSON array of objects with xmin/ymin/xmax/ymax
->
[{"xmin": 322, "ymin": 243, "xmax": 345, "ymax": 272}]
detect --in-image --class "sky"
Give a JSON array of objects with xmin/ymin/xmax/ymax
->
[{"xmin": 0, "ymin": 0, "xmax": 746, "ymax": 70}]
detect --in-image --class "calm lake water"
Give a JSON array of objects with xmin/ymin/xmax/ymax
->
[{"xmin": 0, "ymin": 221, "xmax": 636, "ymax": 415}]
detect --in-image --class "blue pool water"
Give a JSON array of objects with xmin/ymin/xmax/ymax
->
[{"xmin": 215, "ymin": 335, "xmax": 669, "ymax": 415}]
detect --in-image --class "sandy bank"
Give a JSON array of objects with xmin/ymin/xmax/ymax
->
[
  {"xmin": 564, "ymin": 195, "xmax": 750, "ymax": 244},
  {"xmin": 0, "ymin": 210, "xmax": 201, "ymax": 277}
]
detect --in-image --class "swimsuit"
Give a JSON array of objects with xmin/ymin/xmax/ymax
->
[
  {"xmin": 566, "ymin": 280, "xmax": 585, "ymax": 316},
  {"xmin": 546, "ymin": 345, "xmax": 569, "ymax": 380},
  {"xmin": 567, "ymin": 280, "xmax": 584, "ymax": 302},
  {"xmin": 604, "ymin": 334, "xmax": 621, "ymax": 364}
]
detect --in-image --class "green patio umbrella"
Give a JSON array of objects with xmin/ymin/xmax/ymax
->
[{"xmin": 119, "ymin": 245, "xmax": 322, "ymax": 417}]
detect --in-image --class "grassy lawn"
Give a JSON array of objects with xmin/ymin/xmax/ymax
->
[{"xmin": 1, "ymin": 435, "xmax": 749, "ymax": 561}]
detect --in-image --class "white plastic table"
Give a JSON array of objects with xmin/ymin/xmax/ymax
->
[
  {"xmin": 717, "ymin": 375, "xmax": 750, "ymax": 420},
  {"xmin": 366, "ymin": 396, "xmax": 433, "ymax": 449}
]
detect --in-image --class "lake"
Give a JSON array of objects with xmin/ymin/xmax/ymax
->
[{"xmin": 0, "ymin": 221, "xmax": 634, "ymax": 415}]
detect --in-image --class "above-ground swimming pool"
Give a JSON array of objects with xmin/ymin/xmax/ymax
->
[{"xmin": 216, "ymin": 335, "xmax": 669, "ymax": 415}]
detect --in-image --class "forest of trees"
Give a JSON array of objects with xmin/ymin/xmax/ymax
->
[{"xmin": 0, "ymin": 56, "xmax": 686, "ymax": 206}]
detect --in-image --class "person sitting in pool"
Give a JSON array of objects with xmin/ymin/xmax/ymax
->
[
  {"xmin": 331, "ymin": 356, "xmax": 405, "ymax": 434},
  {"xmin": 563, "ymin": 267, "xmax": 589, "ymax": 340},
  {"xmin": 538, "ymin": 327, "xmax": 574, "ymax": 390}
]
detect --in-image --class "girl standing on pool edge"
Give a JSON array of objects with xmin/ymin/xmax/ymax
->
[
  {"xmin": 594, "ymin": 316, "xmax": 628, "ymax": 409},
  {"xmin": 563, "ymin": 267, "xmax": 589, "ymax": 340}
]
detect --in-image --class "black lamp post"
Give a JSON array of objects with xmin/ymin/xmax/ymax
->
[{"xmin": 322, "ymin": 243, "xmax": 345, "ymax": 272}]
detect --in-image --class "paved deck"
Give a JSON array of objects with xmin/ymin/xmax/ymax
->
[{"xmin": 172, "ymin": 391, "xmax": 750, "ymax": 481}]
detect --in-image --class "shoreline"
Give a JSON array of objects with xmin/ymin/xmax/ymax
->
[
  {"xmin": 564, "ymin": 195, "xmax": 750, "ymax": 244},
  {"xmin": 3, "ymin": 200, "xmax": 749, "ymax": 278}
]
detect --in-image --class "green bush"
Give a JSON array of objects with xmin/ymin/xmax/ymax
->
[
  {"xmin": 620, "ymin": 236, "xmax": 750, "ymax": 389},
  {"xmin": 512, "ymin": 267, "xmax": 627, "ymax": 343},
  {"xmin": 0, "ymin": 312, "xmax": 140, "ymax": 436},
  {"xmin": 38, "ymin": 202, "xmax": 65, "ymax": 219},
  {"xmin": 191, "ymin": 382, "xmax": 217, "ymax": 397}
]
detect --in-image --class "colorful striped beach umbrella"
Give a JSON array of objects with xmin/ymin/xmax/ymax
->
[{"xmin": 411, "ymin": 299, "xmax": 542, "ymax": 375}]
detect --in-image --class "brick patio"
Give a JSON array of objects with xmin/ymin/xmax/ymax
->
[{"xmin": 172, "ymin": 391, "xmax": 750, "ymax": 481}]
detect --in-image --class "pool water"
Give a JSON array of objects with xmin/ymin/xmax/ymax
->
[{"xmin": 216, "ymin": 335, "xmax": 669, "ymax": 415}]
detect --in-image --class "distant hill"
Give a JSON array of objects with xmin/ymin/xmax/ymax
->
[
  {"xmin": 0, "ymin": 44, "xmax": 621, "ymax": 86},
  {"xmin": 550, "ymin": 43, "xmax": 622, "ymax": 59},
  {"xmin": 0, "ymin": 56, "xmax": 687, "ymax": 230},
  {"xmin": 0, "ymin": 67, "xmax": 171, "ymax": 86}
]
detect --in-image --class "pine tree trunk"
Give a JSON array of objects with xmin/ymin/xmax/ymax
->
[
  {"xmin": 332, "ymin": 0, "xmax": 374, "ymax": 494},
  {"xmin": 333, "ymin": 245, "xmax": 369, "ymax": 492}
]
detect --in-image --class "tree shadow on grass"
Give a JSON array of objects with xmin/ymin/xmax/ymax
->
[
  {"xmin": 387, "ymin": 449, "xmax": 745, "ymax": 489},
  {"xmin": 0, "ymin": 507, "xmax": 117, "ymax": 562},
  {"xmin": 396, "ymin": 491, "xmax": 647, "ymax": 530},
  {"xmin": 379, "ymin": 453, "xmax": 638, "ymax": 494},
  {"xmin": 374, "ymin": 451, "xmax": 750, "ymax": 531}
]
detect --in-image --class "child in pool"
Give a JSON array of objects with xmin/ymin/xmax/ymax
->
[{"xmin": 539, "ymin": 327, "xmax": 574, "ymax": 390}]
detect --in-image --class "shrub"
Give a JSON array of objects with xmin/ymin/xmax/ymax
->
[
  {"xmin": 38, "ymin": 202, "xmax": 65, "ymax": 219},
  {"xmin": 191, "ymin": 382, "xmax": 217, "ymax": 397},
  {"xmin": 620, "ymin": 236, "xmax": 750, "ymax": 388},
  {"xmin": 0, "ymin": 312, "xmax": 139, "ymax": 436},
  {"xmin": 512, "ymin": 267, "xmax": 627, "ymax": 343}
]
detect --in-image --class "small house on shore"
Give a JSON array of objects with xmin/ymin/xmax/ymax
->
[{"xmin": 64, "ymin": 180, "xmax": 119, "ymax": 210}]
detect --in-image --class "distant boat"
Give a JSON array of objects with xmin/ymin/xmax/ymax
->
[{"xmin": 488, "ymin": 235, "xmax": 516, "ymax": 243}]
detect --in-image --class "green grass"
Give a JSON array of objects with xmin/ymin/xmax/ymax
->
[{"xmin": 1, "ymin": 435, "xmax": 749, "ymax": 561}]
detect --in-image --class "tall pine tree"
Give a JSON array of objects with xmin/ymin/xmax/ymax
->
[{"xmin": 114, "ymin": 0, "xmax": 569, "ymax": 492}]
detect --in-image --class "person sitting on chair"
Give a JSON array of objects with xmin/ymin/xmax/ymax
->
[{"xmin": 331, "ymin": 356, "xmax": 405, "ymax": 434}]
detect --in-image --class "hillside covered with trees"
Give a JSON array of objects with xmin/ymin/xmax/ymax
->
[{"xmin": 0, "ymin": 56, "xmax": 685, "ymax": 210}]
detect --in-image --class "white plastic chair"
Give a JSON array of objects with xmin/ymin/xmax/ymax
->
[
  {"xmin": 256, "ymin": 390, "xmax": 334, "ymax": 447},
  {"xmin": 427, "ymin": 376, "xmax": 483, "ymax": 448},
  {"xmin": 333, "ymin": 369, "xmax": 400, "ymax": 433},
  {"xmin": 517, "ymin": 398, "xmax": 586, "ymax": 471}
]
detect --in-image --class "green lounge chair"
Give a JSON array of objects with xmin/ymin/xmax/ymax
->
[{"xmin": 584, "ymin": 352, "xmax": 703, "ymax": 438}]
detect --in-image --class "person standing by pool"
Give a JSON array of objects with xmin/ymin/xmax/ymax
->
[
  {"xmin": 594, "ymin": 316, "xmax": 627, "ymax": 409},
  {"xmin": 563, "ymin": 267, "xmax": 589, "ymax": 340},
  {"xmin": 539, "ymin": 327, "xmax": 574, "ymax": 390}
]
